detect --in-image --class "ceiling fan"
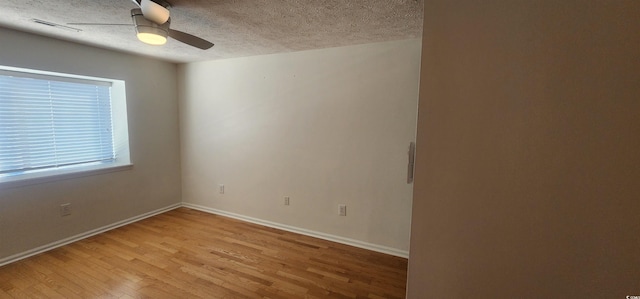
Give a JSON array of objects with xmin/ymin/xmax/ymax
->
[{"xmin": 69, "ymin": 0, "xmax": 214, "ymax": 50}]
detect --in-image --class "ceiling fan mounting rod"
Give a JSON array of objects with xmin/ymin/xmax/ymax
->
[
  {"xmin": 131, "ymin": 0, "xmax": 172, "ymax": 8},
  {"xmin": 152, "ymin": 0, "xmax": 172, "ymax": 8}
]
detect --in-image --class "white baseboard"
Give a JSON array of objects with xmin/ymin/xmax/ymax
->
[
  {"xmin": 1, "ymin": 202, "xmax": 408, "ymax": 267},
  {"xmin": 182, "ymin": 202, "xmax": 409, "ymax": 258},
  {"xmin": 0, "ymin": 203, "xmax": 181, "ymax": 267}
]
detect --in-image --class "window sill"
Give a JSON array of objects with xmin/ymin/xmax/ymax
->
[{"xmin": 0, "ymin": 162, "xmax": 133, "ymax": 189}]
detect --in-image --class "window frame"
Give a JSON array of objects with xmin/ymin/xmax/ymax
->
[{"xmin": 0, "ymin": 65, "xmax": 132, "ymax": 188}]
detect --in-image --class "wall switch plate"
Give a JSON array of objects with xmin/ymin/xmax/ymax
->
[
  {"xmin": 60, "ymin": 203, "xmax": 71, "ymax": 216},
  {"xmin": 284, "ymin": 196, "xmax": 290, "ymax": 205},
  {"xmin": 219, "ymin": 184, "xmax": 224, "ymax": 194},
  {"xmin": 339, "ymin": 204, "xmax": 347, "ymax": 216}
]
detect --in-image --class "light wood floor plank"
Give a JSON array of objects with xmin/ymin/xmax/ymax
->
[{"xmin": 0, "ymin": 207, "xmax": 407, "ymax": 298}]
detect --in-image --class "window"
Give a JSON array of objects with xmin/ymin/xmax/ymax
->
[{"xmin": 0, "ymin": 66, "xmax": 131, "ymax": 187}]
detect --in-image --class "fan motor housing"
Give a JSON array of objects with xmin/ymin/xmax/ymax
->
[{"xmin": 131, "ymin": 8, "xmax": 170, "ymax": 44}]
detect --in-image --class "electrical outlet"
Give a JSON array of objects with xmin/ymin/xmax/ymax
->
[
  {"xmin": 60, "ymin": 203, "xmax": 71, "ymax": 216},
  {"xmin": 284, "ymin": 196, "xmax": 290, "ymax": 206},
  {"xmin": 339, "ymin": 204, "xmax": 347, "ymax": 216},
  {"xmin": 219, "ymin": 184, "xmax": 224, "ymax": 194}
]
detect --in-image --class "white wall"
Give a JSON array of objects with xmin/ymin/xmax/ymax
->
[
  {"xmin": 179, "ymin": 39, "xmax": 421, "ymax": 253},
  {"xmin": 0, "ymin": 27, "xmax": 182, "ymax": 261},
  {"xmin": 408, "ymin": 0, "xmax": 640, "ymax": 297}
]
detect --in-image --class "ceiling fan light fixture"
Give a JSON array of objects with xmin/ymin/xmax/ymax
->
[{"xmin": 137, "ymin": 31, "xmax": 167, "ymax": 45}]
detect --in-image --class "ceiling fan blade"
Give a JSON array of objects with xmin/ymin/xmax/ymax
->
[
  {"xmin": 67, "ymin": 23, "xmax": 133, "ymax": 26},
  {"xmin": 168, "ymin": 29, "xmax": 214, "ymax": 50}
]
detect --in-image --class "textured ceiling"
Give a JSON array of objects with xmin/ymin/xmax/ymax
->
[{"xmin": 0, "ymin": 0, "xmax": 424, "ymax": 63}]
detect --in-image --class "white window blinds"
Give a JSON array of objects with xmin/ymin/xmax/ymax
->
[{"xmin": 0, "ymin": 71, "xmax": 115, "ymax": 176}]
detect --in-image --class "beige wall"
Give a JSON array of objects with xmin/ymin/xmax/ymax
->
[
  {"xmin": 178, "ymin": 39, "xmax": 421, "ymax": 253},
  {"xmin": 0, "ymin": 28, "xmax": 182, "ymax": 261},
  {"xmin": 408, "ymin": 0, "xmax": 640, "ymax": 297}
]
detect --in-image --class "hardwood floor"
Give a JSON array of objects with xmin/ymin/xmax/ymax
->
[{"xmin": 0, "ymin": 208, "xmax": 407, "ymax": 298}]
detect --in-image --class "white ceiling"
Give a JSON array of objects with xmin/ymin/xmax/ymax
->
[{"xmin": 0, "ymin": 0, "xmax": 424, "ymax": 63}]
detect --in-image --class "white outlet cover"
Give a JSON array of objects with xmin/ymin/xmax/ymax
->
[
  {"xmin": 339, "ymin": 204, "xmax": 347, "ymax": 216},
  {"xmin": 60, "ymin": 203, "xmax": 71, "ymax": 216}
]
